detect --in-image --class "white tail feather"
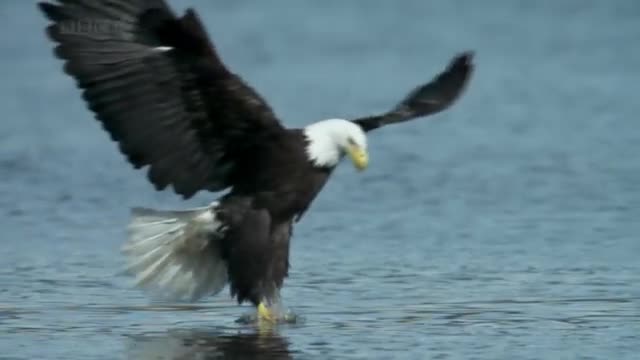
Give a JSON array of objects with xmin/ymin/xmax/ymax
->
[{"xmin": 121, "ymin": 202, "xmax": 228, "ymax": 302}]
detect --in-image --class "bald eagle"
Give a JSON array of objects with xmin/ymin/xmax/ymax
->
[{"xmin": 38, "ymin": 0, "xmax": 474, "ymax": 322}]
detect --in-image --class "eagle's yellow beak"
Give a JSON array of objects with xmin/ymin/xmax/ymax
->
[{"xmin": 346, "ymin": 144, "xmax": 369, "ymax": 171}]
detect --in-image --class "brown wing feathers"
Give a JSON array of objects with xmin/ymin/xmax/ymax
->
[
  {"xmin": 38, "ymin": 0, "xmax": 283, "ymax": 198},
  {"xmin": 353, "ymin": 51, "xmax": 474, "ymax": 132}
]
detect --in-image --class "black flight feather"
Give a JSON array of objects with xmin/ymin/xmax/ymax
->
[
  {"xmin": 38, "ymin": 0, "xmax": 284, "ymax": 199},
  {"xmin": 352, "ymin": 51, "xmax": 474, "ymax": 132}
]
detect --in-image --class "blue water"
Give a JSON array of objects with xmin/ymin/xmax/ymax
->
[{"xmin": 1, "ymin": 1, "xmax": 639, "ymax": 359}]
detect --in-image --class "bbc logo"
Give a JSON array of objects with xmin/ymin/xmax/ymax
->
[{"xmin": 58, "ymin": 19, "xmax": 128, "ymax": 38}]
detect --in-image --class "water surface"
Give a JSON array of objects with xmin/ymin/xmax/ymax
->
[{"xmin": 1, "ymin": 1, "xmax": 639, "ymax": 359}]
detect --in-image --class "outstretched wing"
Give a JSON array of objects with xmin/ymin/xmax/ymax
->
[
  {"xmin": 352, "ymin": 52, "xmax": 474, "ymax": 132},
  {"xmin": 38, "ymin": 0, "xmax": 285, "ymax": 198}
]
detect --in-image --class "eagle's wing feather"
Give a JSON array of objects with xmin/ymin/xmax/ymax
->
[
  {"xmin": 352, "ymin": 52, "xmax": 474, "ymax": 132},
  {"xmin": 39, "ymin": 0, "xmax": 284, "ymax": 198}
]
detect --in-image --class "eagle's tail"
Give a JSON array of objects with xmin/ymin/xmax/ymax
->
[{"xmin": 121, "ymin": 203, "xmax": 228, "ymax": 302}]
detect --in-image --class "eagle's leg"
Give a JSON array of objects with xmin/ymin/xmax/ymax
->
[
  {"xmin": 257, "ymin": 292, "xmax": 281, "ymax": 324},
  {"xmin": 258, "ymin": 292, "xmax": 300, "ymax": 324},
  {"xmin": 257, "ymin": 302, "xmax": 276, "ymax": 323}
]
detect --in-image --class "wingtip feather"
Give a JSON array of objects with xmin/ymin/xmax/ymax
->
[
  {"xmin": 450, "ymin": 50, "xmax": 475, "ymax": 73},
  {"xmin": 351, "ymin": 49, "xmax": 476, "ymax": 131},
  {"xmin": 38, "ymin": 2, "xmax": 69, "ymax": 23}
]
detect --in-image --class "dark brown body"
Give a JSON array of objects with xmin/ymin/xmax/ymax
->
[{"xmin": 218, "ymin": 130, "xmax": 333, "ymax": 305}]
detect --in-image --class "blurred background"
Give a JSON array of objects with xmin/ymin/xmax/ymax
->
[{"xmin": 0, "ymin": 1, "xmax": 639, "ymax": 359}]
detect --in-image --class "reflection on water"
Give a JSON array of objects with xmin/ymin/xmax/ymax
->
[
  {"xmin": 127, "ymin": 328, "xmax": 292, "ymax": 360},
  {"xmin": 1, "ymin": 295, "xmax": 638, "ymax": 359}
]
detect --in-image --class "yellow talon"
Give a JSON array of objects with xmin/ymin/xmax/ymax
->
[{"xmin": 257, "ymin": 302, "xmax": 276, "ymax": 323}]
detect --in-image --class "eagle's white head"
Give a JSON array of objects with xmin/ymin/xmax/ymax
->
[{"xmin": 303, "ymin": 118, "xmax": 368, "ymax": 170}]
